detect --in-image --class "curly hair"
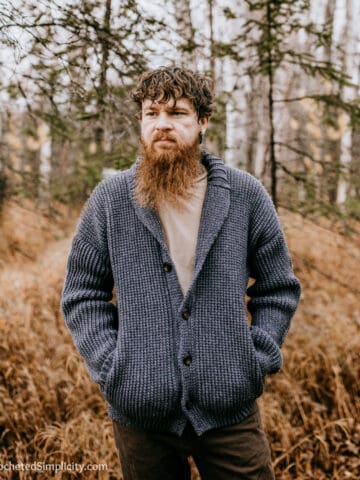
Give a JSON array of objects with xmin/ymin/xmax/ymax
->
[{"xmin": 130, "ymin": 66, "xmax": 214, "ymax": 120}]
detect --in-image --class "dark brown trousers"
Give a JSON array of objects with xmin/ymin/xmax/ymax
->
[{"xmin": 112, "ymin": 403, "xmax": 275, "ymax": 480}]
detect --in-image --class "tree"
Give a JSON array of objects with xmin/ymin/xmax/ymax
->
[
  {"xmin": 172, "ymin": 0, "xmax": 198, "ymax": 70},
  {"xmin": 0, "ymin": 0, "xmax": 163, "ymax": 202},
  {"xmin": 216, "ymin": 0, "xmax": 360, "ymax": 209},
  {"xmin": 334, "ymin": 0, "xmax": 359, "ymax": 207}
]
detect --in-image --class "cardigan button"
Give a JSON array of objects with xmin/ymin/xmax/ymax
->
[
  {"xmin": 183, "ymin": 355, "xmax": 192, "ymax": 366},
  {"xmin": 163, "ymin": 262, "xmax": 172, "ymax": 272},
  {"xmin": 182, "ymin": 309, "xmax": 191, "ymax": 320}
]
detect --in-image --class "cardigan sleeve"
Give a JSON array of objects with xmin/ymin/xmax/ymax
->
[
  {"xmin": 246, "ymin": 180, "xmax": 301, "ymax": 375},
  {"xmin": 61, "ymin": 185, "xmax": 118, "ymax": 390}
]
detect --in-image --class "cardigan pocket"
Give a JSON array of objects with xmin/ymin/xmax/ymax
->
[
  {"xmin": 99, "ymin": 348, "xmax": 116, "ymax": 391},
  {"xmin": 100, "ymin": 345, "xmax": 125, "ymax": 404},
  {"xmin": 250, "ymin": 326, "xmax": 283, "ymax": 377},
  {"xmin": 194, "ymin": 321, "xmax": 268, "ymax": 417}
]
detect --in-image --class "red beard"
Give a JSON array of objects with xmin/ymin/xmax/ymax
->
[{"xmin": 134, "ymin": 133, "xmax": 203, "ymax": 212}]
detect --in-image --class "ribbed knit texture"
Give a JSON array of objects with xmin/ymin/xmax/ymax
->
[{"xmin": 61, "ymin": 150, "xmax": 301, "ymax": 436}]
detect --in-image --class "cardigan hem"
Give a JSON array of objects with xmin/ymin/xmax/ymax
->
[{"xmin": 107, "ymin": 399, "xmax": 257, "ymax": 437}]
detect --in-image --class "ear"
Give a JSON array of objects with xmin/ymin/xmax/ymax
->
[{"xmin": 199, "ymin": 116, "xmax": 209, "ymax": 133}]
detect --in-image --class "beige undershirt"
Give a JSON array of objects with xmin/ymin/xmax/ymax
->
[{"xmin": 157, "ymin": 164, "xmax": 208, "ymax": 296}]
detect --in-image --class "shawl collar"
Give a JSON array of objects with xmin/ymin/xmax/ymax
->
[{"xmin": 125, "ymin": 149, "xmax": 231, "ymax": 302}]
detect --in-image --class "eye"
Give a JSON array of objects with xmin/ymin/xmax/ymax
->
[
  {"xmin": 145, "ymin": 111, "xmax": 157, "ymax": 117},
  {"xmin": 171, "ymin": 111, "xmax": 185, "ymax": 116}
]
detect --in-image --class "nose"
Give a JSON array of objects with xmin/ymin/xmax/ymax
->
[{"xmin": 155, "ymin": 112, "xmax": 173, "ymax": 130}]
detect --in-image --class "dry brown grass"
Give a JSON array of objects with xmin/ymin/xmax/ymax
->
[
  {"xmin": 0, "ymin": 200, "xmax": 77, "ymax": 263},
  {"xmin": 0, "ymin": 203, "xmax": 359, "ymax": 479}
]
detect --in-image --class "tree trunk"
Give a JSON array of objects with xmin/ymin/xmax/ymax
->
[
  {"xmin": 336, "ymin": 0, "xmax": 356, "ymax": 205},
  {"xmin": 253, "ymin": 84, "xmax": 268, "ymax": 179},
  {"xmin": 321, "ymin": 0, "xmax": 340, "ymax": 205},
  {"xmin": 95, "ymin": 0, "xmax": 112, "ymax": 153},
  {"xmin": 38, "ymin": 121, "xmax": 51, "ymax": 201},
  {"xmin": 208, "ymin": 0, "xmax": 215, "ymax": 82},
  {"xmin": 266, "ymin": 1, "xmax": 277, "ymax": 208},
  {"xmin": 223, "ymin": 1, "xmax": 250, "ymax": 168},
  {"xmin": 172, "ymin": 0, "xmax": 197, "ymax": 70}
]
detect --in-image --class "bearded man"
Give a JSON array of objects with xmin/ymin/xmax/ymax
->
[{"xmin": 61, "ymin": 66, "xmax": 301, "ymax": 480}]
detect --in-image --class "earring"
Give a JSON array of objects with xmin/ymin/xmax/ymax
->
[{"xmin": 199, "ymin": 132, "xmax": 203, "ymax": 144}]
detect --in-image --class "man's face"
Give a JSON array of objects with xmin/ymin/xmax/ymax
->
[{"xmin": 140, "ymin": 97, "xmax": 208, "ymax": 151}]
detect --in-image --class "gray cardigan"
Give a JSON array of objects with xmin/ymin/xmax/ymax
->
[{"xmin": 61, "ymin": 150, "xmax": 301, "ymax": 436}]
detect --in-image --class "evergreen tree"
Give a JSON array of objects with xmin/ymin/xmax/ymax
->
[
  {"xmin": 0, "ymin": 0, "xmax": 164, "ymax": 202},
  {"xmin": 220, "ymin": 0, "xmax": 360, "ymax": 209}
]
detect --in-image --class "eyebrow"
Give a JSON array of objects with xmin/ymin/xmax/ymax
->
[{"xmin": 143, "ymin": 103, "xmax": 191, "ymax": 112}]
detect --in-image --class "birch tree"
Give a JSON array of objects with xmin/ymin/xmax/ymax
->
[
  {"xmin": 172, "ymin": 0, "xmax": 197, "ymax": 70},
  {"xmin": 215, "ymin": 0, "xmax": 359, "ymax": 209},
  {"xmin": 335, "ymin": 0, "xmax": 359, "ymax": 205}
]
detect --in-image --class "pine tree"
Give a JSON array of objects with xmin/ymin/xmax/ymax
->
[
  {"xmin": 218, "ymin": 0, "xmax": 360, "ymax": 209},
  {"xmin": 0, "ymin": 0, "xmax": 163, "ymax": 202}
]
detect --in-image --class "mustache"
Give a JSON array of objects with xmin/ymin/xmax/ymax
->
[{"xmin": 151, "ymin": 132, "xmax": 177, "ymax": 142}]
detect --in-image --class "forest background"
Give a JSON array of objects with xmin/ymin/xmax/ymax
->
[{"xmin": 0, "ymin": 1, "xmax": 359, "ymax": 479}]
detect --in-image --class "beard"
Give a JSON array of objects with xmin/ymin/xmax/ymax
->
[{"xmin": 134, "ymin": 132, "xmax": 204, "ymax": 212}]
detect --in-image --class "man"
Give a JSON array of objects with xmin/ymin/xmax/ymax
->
[{"xmin": 61, "ymin": 66, "xmax": 301, "ymax": 480}]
